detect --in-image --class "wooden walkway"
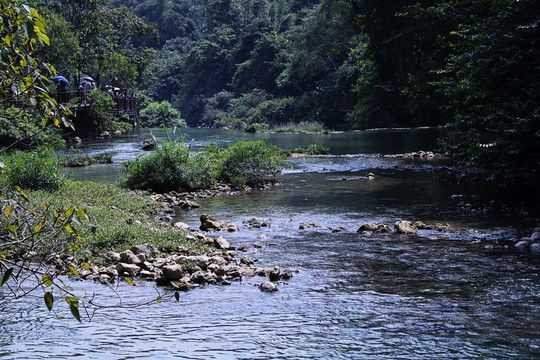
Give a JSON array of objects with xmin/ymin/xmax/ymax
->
[{"xmin": 56, "ymin": 91, "xmax": 139, "ymax": 124}]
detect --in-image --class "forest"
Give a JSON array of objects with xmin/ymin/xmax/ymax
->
[{"xmin": 2, "ymin": 0, "xmax": 539, "ymax": 185}]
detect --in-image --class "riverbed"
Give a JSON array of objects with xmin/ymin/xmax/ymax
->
[{"xmin": 1, "ymin": 128, "xmax": 539, "ymax": 359}]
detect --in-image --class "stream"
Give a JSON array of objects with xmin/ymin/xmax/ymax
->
[{"xmin": 1, "ymin": 128, "xmax": 539, "ymax": 359}]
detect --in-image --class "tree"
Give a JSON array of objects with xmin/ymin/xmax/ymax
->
[
  {"xmin": 0, "ymin": 0, "xmax": 72, "ymax": 150},
  {"xmin": 435, "ymin": 0, "xmax": 540, "ymax": 184},
  {"xmin": 0, "ymin": 0, "xmax": 88, "ymax": 320}
]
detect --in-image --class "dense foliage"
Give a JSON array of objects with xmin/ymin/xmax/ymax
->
[{"xmin": 2, "ymin": 0, "xmax": 539, "ymax": 182}]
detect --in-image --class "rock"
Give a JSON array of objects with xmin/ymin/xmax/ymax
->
[
  {"xmin": 100, "ymin": 131, "xmax": 111, "ymax": 138},
  {"xmin": 530, "ymin": 232, "xmax": 540, "ymax": 241},
  {"xmin": 240, "ymin": 256, "xmax": 254, "ymax": 266},
  {"xmin": 253, "ymin": 242, "xmax": 263, "ymax": 248},
  {"xmin": 225, "ymin": 266, "xmax": 242, "ymax": 279},
  {"xmin": 357, "ymin": 222, "xmax": 391, "ymax": 233},
  {"xmin": 130, "ymin": 244, "xmax": 159, "ymax": 257},
  {"xmin": 116, "ymin": 263, "xmax": 140, "ymax": 276},
  {"xmin": 210, "ymin": 256, "xmax": 228, "ymax": 266},
  {"xmin": 200, "ymin": 213, "xmax": 236, "ymax": 232},
  {"xmin": 530, "ymin": 243, "xmax": 540, "ymax": 252},
  {"xmin": 330, "ymin": 226, "xmax": 347, "ymax": 233},
  {"xmin": 515, "ymin": 240, "xmax": 530, "ymax": 248},
  {"xmin": 367, "ymin": 172, "xmax": 375, "ymax": 180},
  {"xmin": 214, "ymin": 236, "xmax": 231, "ymax": 250},
  {"xmin": 394, "ymin": 220, "xmax": 417, "ymax": 234},
  {"xmin": 113, "ymin": 130, "xmax": 122, "ymax": 136},
  {"xmin": 104, "ymin": 251, "xmax": 121, "ymax": 262},
  {"xmin": 299, "ymin": 222, "xmax": 318, "ymax": 229},
  {"xmin": 173, "ymin": 221, "xmax": 191, "ymax": 230},
  {"xmin": 280, "ymin": 269, "xmax": 294, "ymax": 280},
  {"xmin": 190, "ymin": 270, "xmax": 207, "ymax": 284},
  {"xmin": 162, "ymin": 264, "xmax": 184, "ymax": 281},
  {"xmin": 139, "ymin": 270, "xmax": 154, "ymax": 278},
  {"xmin": 259, "ymin": 281, "xmax": 278, "ymax": 292},
  {"xmin": 178, "ymin": 199, "xmax": 200, "ymax": 209},
  {"xmin": 238, "ymin": 244, "xmax": 249, "ymax": 252},
  {"xmin": 141, "ymin": 139, "xmax": 155, "ymax": 150},
  {"xmin": 120, "ymin": 250, "xmax": 144, "ymax": 265},
  {"xmin": 269, "ymin": 266, "xmax": 280, "ymax": 281},
  {"xmin": 72, "ymin": 136, "xmax": 82, "ymax": 144},
  {"xmin": 243, "ymin": 218, "xmax": 261, "ymax": 228}
]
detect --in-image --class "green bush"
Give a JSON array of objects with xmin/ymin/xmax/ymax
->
[
  {"xmin": 244, "ymin": 123, "xmax": 269, "ymax": 133},
  {"xmin": 271, "ymin": 121, "xmax": 327, "ymax": 134},
  {"xmin": 1, "ymin": 147, "xmax": 65, "ymax": 190},
  {"xmin": 217, "ymin": 140, "xmax": 288, "ymax": 187},
  {"xmin": 139, "ymin": 101, "xmax": 187, "ymax": 128},
  {"xmin": 112, "ymin": 119, "xmax": 134, "ymax": 133},
  {"xmin": 120, "ymin": 136, "xmax": 288, "ymax": 192},
  {"xmin": 119, "ymin": 137, "xmax": 217, "ymax": 192},
  {"xmin": 289, "ymin": 144, "xmax": 330, "ymax": 155}
]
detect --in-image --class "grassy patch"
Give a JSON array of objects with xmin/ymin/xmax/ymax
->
[
  {"xmin": 25, "ymin": 180, "xmax": 212, "ymax": 265},
  {"xmin": 59, "ymin": 148, "xmax": 113, "ymax": 167}
]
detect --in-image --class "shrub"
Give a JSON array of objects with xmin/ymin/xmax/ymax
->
[
  {"xmin": 120, "ymin": 136, "xmax": 288, "ymax": 192},
  {"xmin": 217, "ymin": 140, "xmax": 288, "ymax": 187},
  {"xmin": 139, "ymin": 101, "xmax": 187, "ymax": 128},
  {"xmin": 244, "ymin": 123, "xmax": 269, "ymax": 133},
  {"xmin": 1, "ymin": 147, "xmax": 65, "ymax": 190},
  {"xmin": 288, "ymin": 144, "xmax": 330, "ymax": 155},
  {"xmin": 119, "ymin": 137, "xmax": 217, "ymax": 192},
  {"xmin": 272, "ymin": 121, "xmax": 327, "ymax": 134}
]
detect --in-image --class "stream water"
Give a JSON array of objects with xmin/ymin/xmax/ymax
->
[{"xmin": 1, "ymin": 128, "xmax": 539, "ymax": 359}]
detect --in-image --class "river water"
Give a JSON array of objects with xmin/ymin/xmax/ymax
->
[{"xmin": 1, "ymin": 128, "xmax": 539, "ymax": 359}]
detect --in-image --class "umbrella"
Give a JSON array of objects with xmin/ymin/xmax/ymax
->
[
  {"xmin": 82, "ymin": 76, "xmax": 95, "ymax": 82},
  {"xmin": 54, "ymin": 75, "xmax": 69, "ymax": 85}
]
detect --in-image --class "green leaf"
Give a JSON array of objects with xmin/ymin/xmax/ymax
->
[
  {"xmin": 156, "ymin": 296, "xmax": 162, "ymax": 303},
  {"xmin": 5, "ymin": 205, "xmax": 14, "ymax": 218},
  {"xmin": 42, "ymin": 273, "xmax": 54, "ymax": 287},
  {"xmin": 1, "ymin": 268, "xmax": 13, "ymax": 287},
  {"xmin": 65, "ymin": 296, "xmax": 78, "ymax": 307},
  {"xmin": 174, "ymin": 291, "xmax": 180, "ymax": 302},
  {"xmin": 81, "ymin": 262, "xmax": 90, "ymax": 271},
  {"xmin": 67, "ymin": 266, "xmax": 79, "ymax": 277},
  {"xmin": 44, "ymin": 292, "xmax": 54, "ymax": 311},
  {"xmin": 124, "ymin": 277, "xmax": 135, "ymax": 286},
  {"xmin": 69, "ymin": 303, "xmax": 81, "ymax": 322}
]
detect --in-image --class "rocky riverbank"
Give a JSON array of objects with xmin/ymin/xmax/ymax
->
[{"xmin": 45, "ymin": 214, "xmax": 292, "ymax": 293}]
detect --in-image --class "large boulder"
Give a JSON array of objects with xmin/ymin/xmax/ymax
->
[
  {"xmin": 259, "ymin": 281, "xmax": 278, "ymax": 292},
  {"xmin": 200, "ymin": 213, "xmax": 237, "ymax": 232},
  {"xmin": 120, "ymin": 250, "xmax": 144, "ymax": 266},
  {"xmin": 162, "ymin": 264, "xmax": 184, "ymax": 281},
  {"xmin": 214, "ymin": 236, "xmax": 231, "ymax": 250},
  {"xmin": 116, "ymin": 263, "xmax": 140, "ymax": 276},
  {"xmin": 141, "ymin": 139, "xmax": 155, "ymax": 151},
  {"xmin": 130, "ymin": 244, "xmax": 159, "ymax": 257},
  {"xmin": 394, "ymin": 220, "xmax": 417, "ymax": 234},
  {"xmin": 357, "ymin": 222, "xmax": 391, "ymax": 233}
]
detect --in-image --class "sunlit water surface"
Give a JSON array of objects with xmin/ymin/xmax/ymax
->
[{"xmin": 1, "ymin": 128, "xmax": 539, "ymax": 359}]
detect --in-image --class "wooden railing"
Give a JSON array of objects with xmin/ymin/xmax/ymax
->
[{"xmin": 55, "ymin": 91, "xmax": 139, "ymax": 120}]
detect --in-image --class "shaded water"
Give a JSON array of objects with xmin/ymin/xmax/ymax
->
[{"xmin": 1, "ymin": 128, "xmax": 539, "ymax": 359}]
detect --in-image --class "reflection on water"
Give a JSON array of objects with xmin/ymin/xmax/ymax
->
[{"xmin": 2, "ymin": 128, "xmax": 540, "ymax": 359}]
